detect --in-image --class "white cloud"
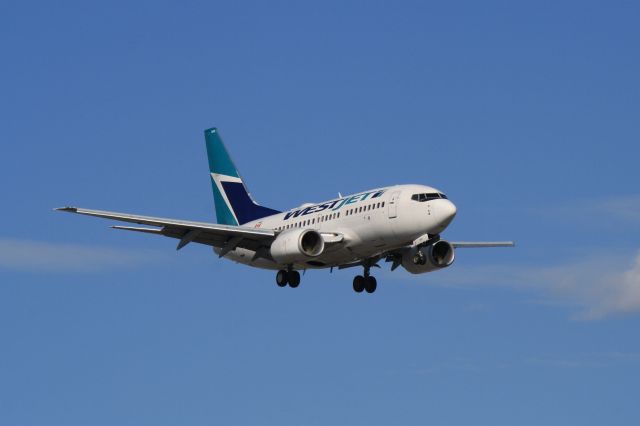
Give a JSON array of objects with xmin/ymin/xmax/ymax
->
[
  {"xmin": 526, "ymin": 253, "xmax": 640, "ymax": 320},
  {"xmin": 525, "ymin": 352, "xmax": 640, "ymax": 369},
  {"xmin": 597, "ymin": 195, "xmax": 640, "ymax": 224},
  {"xmin": 538, "ymin": 195, "xmax": 640, "ymax": 228},
  {"xmin": 0, "ymin": 238, "xmax": 165, "ymax": 272},
  {"xmin": 399, "ymin": 251, "xmax": 640, "ymax": 320}
]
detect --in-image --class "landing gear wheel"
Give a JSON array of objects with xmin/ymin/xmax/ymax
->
[
  {"xmin": 276, "ymin": 270, "xmax": 288, "ymax": 287},
  {"xmin": 288, "ymin": 270, "xmax": 301, "ymax": 288},
  {"xmin": 364, "ymin": 276, "xmax": 377, "ymax": 293},
  {"xmin": 353, "ymin": 275, "xmax": 365, "ymax": 293}
]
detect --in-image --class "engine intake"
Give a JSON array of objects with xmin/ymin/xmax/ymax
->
[
  {"xmin": 402, "ymin": 240, "xmax": 455, "ymax": 274},
  {"xmin": 270, "ymin": 228, "xmax": 325, "ymax": 264}
]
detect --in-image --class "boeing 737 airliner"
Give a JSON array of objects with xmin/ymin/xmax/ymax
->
[{"xmin": 58, "ymin": 127, "xmax": 514, "ymax": 293}]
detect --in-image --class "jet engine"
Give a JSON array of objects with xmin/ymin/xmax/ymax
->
[
  {"xmin": 270, "ymin": 228, "xmax": 325, "ymax": 264},
  {"xmin": 401, "ymin": 240, "xmax": 455, "ymax": 274}
]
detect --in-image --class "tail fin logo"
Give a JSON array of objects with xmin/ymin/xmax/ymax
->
[{"xmin": 210, "ymin": 173, "xmax": 243, "ymax": 225}]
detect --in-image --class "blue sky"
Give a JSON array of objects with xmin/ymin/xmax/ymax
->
[{"xmin": 1, "ymin": 1, "xmax": 639, "ymax": 424}]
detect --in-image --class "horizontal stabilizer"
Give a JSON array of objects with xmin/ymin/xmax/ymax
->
[{"xmin": 451, "ymin": 241, "xmax": 515, "ymax": 248}]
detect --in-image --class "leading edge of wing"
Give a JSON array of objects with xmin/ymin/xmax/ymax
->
[
  {"xmin": 451, "ymin": 241, "xmax": 515, "ymax": 248},
  {"xmin": 55, "ymin": 206, "xmax": 276, "ymax": 238}
]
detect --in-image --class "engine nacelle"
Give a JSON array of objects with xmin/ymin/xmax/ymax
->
[
  {"xmin": 401, "ymin": 240, "xmax": 455, "ymax": 274},
  {"xmin": 270, "ymin": 228, "xmax": 325, "ymax": 264}
]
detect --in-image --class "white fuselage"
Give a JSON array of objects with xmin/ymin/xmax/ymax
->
[{"xmin": 218, "ymin": 184, "xmax": 457, "ymax": 270}]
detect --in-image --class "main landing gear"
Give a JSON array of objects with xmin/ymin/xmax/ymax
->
[
  {"xmin": 353, "ymin": 266, "xmax": 377, "ymax": 294},
  {"xmin": 276, "ymin": 269, "xmax": 301, "ymax": 288}
]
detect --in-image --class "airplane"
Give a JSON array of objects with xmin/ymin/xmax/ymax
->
[{"xmin": 57, "ymin": 127, "xmax": 514, "ymax": 294}]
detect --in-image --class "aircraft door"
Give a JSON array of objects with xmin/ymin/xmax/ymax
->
[{"xmin": 388, "ymin": 191, "xmax": 400, "ymax": 219}]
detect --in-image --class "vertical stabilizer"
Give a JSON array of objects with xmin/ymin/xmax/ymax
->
[{"xmin": 204, "ymin": 128, "xmax": 280, "ymax": 225}]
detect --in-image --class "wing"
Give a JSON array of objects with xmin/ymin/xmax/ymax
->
[
  {"xmin": 451, "ymin": 241, "xmax": 515, "ymax": 248},
  {"xmin": 56, "ymin": 207, "xmax": 276, "ymax": 253}
]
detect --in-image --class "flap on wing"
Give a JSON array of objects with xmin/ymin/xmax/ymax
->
[
  {"xmin": 57, "ymin": 206, "xmax": 276, "ymax": 251},
  {"xmin": 111, "ymin": 225, "xmax": 163, "ymax": 235},
  {"xmin": 57, "ymin": 207, "xmax": 274, "ymax": 237}
]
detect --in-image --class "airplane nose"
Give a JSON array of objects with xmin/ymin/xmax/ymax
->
[{"xmin": 438, "ymin": 199, "xmax": 457, "ymax": 227}]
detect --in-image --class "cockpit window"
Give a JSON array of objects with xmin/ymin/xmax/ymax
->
[{"xmin": 411, "ymin": 192, "xmax": 448, "ymax": 202}]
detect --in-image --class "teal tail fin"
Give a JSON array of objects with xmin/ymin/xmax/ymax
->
[{"xmin": 204, "ymin": 128, "xmax": 280, "ymax": 225}]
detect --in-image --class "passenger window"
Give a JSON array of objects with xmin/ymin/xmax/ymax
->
[{"xmin": 382, "ymin": 202, "xmax": 385, "ymax": 207}]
